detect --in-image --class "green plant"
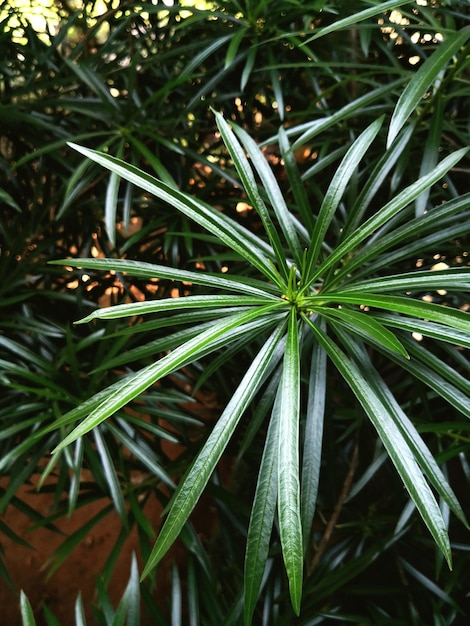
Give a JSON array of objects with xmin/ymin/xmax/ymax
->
[
  {"xmin": 49, "ymin": 89, "xmax": 470, "ymax": 621},
  {"xmin": 2, "ymin": 1, "xmax": 470, "ymax": 624}
]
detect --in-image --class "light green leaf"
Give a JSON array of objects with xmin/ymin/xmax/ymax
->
[
  {"xmin": 141, "ymin": 322, "xmax": 286, "ymax": 579},
  {"xmin": 20, "ymin": 591, "xmax": 36, "ymax": 626},
  {"xmin": 278, "ymin": 307, "xmax": 303, "ymax": 615},
  {"xmin": 388, "ymin": 25, "xmax": 470, "ymax": 146}
]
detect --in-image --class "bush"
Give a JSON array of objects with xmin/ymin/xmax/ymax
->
[{"xmin": 1, "ymin": 1, "xmax": 470, "ymax": 624}]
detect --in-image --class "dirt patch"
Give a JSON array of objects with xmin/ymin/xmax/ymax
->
[{"xmin": 0, "ymin": 479, "xmax": 169, "ymax": 626}]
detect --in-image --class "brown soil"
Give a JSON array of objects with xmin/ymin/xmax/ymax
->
[{"xmin": 0, "ymin": 479, "xmax": 172, "ymax": 626}]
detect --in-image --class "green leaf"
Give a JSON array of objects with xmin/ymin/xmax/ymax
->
[
  {"xmin": 244, "ymin": 382, "xmax": 280, "ymax": 626},
  {"xmin": 319, "ymin": 148, "xmax": 469, "ymax": 285},
  {"xmin": 301, "ymin": 322, "xmax": 327, "ymax": 547},
  {"xmin": 278, "ymin": 126, "xmax": 315, "ymax": 234},
  {"xmin": 309, "ymin": 292, "xmax": 470, "ymax": 333},
  {"xmin": 277, "ymin": 307, "xmax": 303, "ymax": 615},
  {"xmin": 415, "ymin": 95, "xmax": 444, "ymax": 216},
  {"xmin": 388, "ymin": 25, "xmax": 470, "ymax": 146},
  {"xmin": 304, "ymin": 317, "xmax": 452, "ymax": 567},
  {"xmin": 75, "ymin": 593, "xmax": 87, "ymax": 626},
  {"xmin": 225, "ymin": 26, "xmax": 248, "ymax": 69},
  {"xmin": 338, "ymin": 332, "xmax": 467, "ymax": 527},
  {"xmin": 93, "ymin": 428, "xmax": 128, "ymax": 524},
  {"xmin": 76, "ymin": 295, "xmax": 279, "ymax": 324},
  {"xmin": 50, "ymin": 257, "xmax": 279, "ymax": 298},
  {"xmin": 105, "ymin": 138, "xmax": 124, "ymax": 246},
  {"xmin": 317, "ymin": 306, "xmax": 409, "ymax": 359},
  {"xmin": 213, "ymin": 112, "xmax": 290, "ymax": 281},
  {"xmin": 303, "ymin": 0, "xmax": 412, "ymax": 45},
  {"xmin": 141, "ymin": 321, "xmax": 286, "ymax": 579},
  {"xmin": 335, "ymin": 268, "xmax": 470, "ymax": 294},
  {"xmin": 52, "ymin": 306, "xmax": 283, "ymax": 452},
  {"xmin": 231, "ymin": 121, "xmax": 303, "ymax": 266},
  {"xmin": 302, "ymin": 117, "xmax": 384, "ymax": 289},
  {"xmin": 67, "ymin": 143, "xmax": 283, "ymax": 288},
  {"xmin": 20, "ymin": 591, "xmax": 36, "ymax": 626}
]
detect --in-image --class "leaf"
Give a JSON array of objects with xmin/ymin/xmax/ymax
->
[
  {"xmin": 52, "ymin": 306, "xmax": 283, "ymax": 453},
  {"xmin": 277, "ymin": 308, "xmax": 303, "ymax": 615},
  {"xmin": 104, "ymin": 138, "xmax": 124, "ymax": 246},
  {"xmin": 20, "ymin": 591, "xmax": 36, "ymax": 626},
  {"xmin": 232, "ymin": 121, "xmax": 303, "ymax": 266},
  {"xmin": 244, "ymin": 382, "xmax": 280, "ymax": 626},
  {"xmin": 318, "ymin": 305, "xmax": 409, "ymax": 359},
  {"xmin": 302, "ymin": 117, "xmax": 384, "ymax": 289},
  {"xmin": 387, "ymin": 25, "xmax": 470, "ymax": 146},
  {"xmin": 278, "ymin": 126, "xmax": 315, "ymax": 234},
  {"xmin": 337, "ymin": 331, "xmax": 467, "ymax": 527},
  {"xmin": 415, "ymin": 95, "xmax": 444, "ymax": 216},
  {"xmin": 303, "ymin": 0, "xmax": 412, "ymax": 45},
  {"xmin": 335, "ymin": 268, "xmax": 470, "ymax": 294},
  {"xmin": 67, "ymin": 143, "xmax": 283, "ymax": 288},
  {"xmin": 304, "ymin": 317, "xmax": 452, "ymax": 567},
  {"xmin": 50, "ymin": 257, "xmax": 279, "ymax": 298},
  {"xmin": 213, "ymin": 112, "xmax": 290, "ymax": 281},
  {"xmin": 318, "ymin": 148, "xmax": 469, "ymax": 286},
  {"xmin": 141, "ymin": 322, "xmax": 286, "ymax": 580},
  {"xmin": 308, "ymin": 292, "xmax": 470, "ymax": 333},
  {"xmin": 301, "ymin": 322, "xmax": 327, "ymax": 547},
  {"xmin": 76, "ymin": 295, "xmax": 278, "ymax": 324},
  {"xmin": 93, "ymin": 427, "xmax": 128, "ymax": 524}
]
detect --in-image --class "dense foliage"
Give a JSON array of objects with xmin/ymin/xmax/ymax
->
[{"xmin": 1, "ymin": 1, "xmax": 470, "ymax": 624}]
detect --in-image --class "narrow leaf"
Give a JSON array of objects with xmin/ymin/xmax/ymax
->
[
  {"xmin": 301, "ymin": 322, "xmax": 327, "ymax": 547},
  {"xmin": 141, "ymin": 322, "xmax": 286, "ymax": 579},
  {"xmin": 317, "ymin": 307, "xmax": 409, "ymax": 359},
  {"xmin": 278, "ymin": 308, "xmax": 303, "ymax": 615},
  {"xmin": 213, "ymin": 112, "xmax": 289, "ymax": 280},
  {"xmin": 302, "ymin": 117, "xmax": 383, "ymax": 287},
  {"xmin": 50, "ymin": 257, "xmax": 279, "ymax": 298},
  {"xmin": 318, "ymin": 148, "xmax": 469, "ymax": 285},
  {"xmin": 388, "ymin": 26, "xmax": 470, "ymax": 146},
  {"xmin": 52, "ymin": 307, "xmax": 283, "ymax": 452},
  {"xmin": 67, "ymin": 143, "xmax": 283, "ymax": 287},
  {"xmin": 244, "ymin": 383, "xmax": 281, "ymax": 626},
  {"xmin": 304, "ymin": 317, "xmax": 452, "ymax": 566},
  {"xmin": 309, "ymin": 292, "xmax": 470, "ymax": 333}
]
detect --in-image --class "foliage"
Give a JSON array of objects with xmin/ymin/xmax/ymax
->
[{"xmin": 1, "ymin": 0, "xmax": 470, "ymax": 624}]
